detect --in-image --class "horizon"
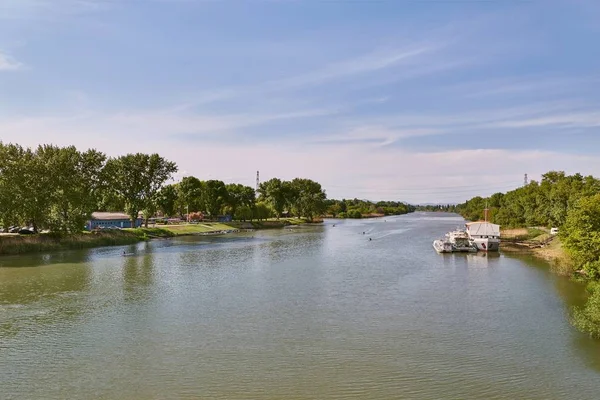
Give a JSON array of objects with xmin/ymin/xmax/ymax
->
[{"xmin": 1, "ymin": 0, "xmax": 599, "ymax": 203}]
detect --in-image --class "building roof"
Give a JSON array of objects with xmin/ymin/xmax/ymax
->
[
  {"xmin": 466, "ymin": 221, "xmax": 500, "ymax": 236},
  {"xmin": 91, "ymin": 212, "xmax": 139, "ymax": 220}
]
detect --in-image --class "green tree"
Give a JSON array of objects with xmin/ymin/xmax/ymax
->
[
  {"xmin": 177, "ymin": 176, "xmax": 203, "ymax": 213},
  {"xmin": 40, "ymin": 145, "xmax": 107, "ymax": 232},
  {"xmin": 234, "ymin": 205, "xmax": 253, "ymax": 221},
  {"xmin": 105, "ymin": 153, "xmax": 177, "ymax": 227},
  {"xmin": 257, "ymin": 178, "xmax": 292, "ymax": 219},
  {"xmin": 156, "ymin": 184, "xmax": 178, "ymax": 217},
  {"xmin": 254, "ymin": 202, "xmax": 272, "ymax": 221},
  {"xmin": 0, "ymin": 143, "xmax": 26, "ymax": 230},
  {"xmin": 19, "ymin": 146, "xmax": 55, "ymax": 232},
  {"xmin": 289, "ymin": 178, "xmax": 327, "ymax": 221},
  {"xmin": 572, "ymin": 282, "xmax": 600, "ymax": 338},
  {"xmin": 203, "ymin": 180, "xmax": 228, "ymax": 217},
  {"xmin": 226, "ymin": 183, "xmax": 256, "ymax": 218},
  {"xmin": 561, "ymin": 194, "xmax": 600, "ymax": 277}
]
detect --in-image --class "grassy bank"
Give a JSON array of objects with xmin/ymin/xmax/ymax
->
[
  {"xmin": 132, "ymin": 218, "xmax": 314, "ymax": 236},
  {"xmin": 0, "ymin": 218, "xmax": 318, "ymax": 256},
  {"xmin": 0, "ymin": 230, "xmax": 143, "ymax": 256},
  {"xmin": 501, "ymin": 227, "xmax": 573, "ymax": 275}
]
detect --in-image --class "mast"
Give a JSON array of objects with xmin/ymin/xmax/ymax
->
[{"xmin": 484, "ymin": 199, "xmax": 489, "ymax": 222}]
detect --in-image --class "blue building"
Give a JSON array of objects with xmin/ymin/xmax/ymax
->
[{"xmin": 87, "ymin": 212, "xmax": 142, "ymax": 230}]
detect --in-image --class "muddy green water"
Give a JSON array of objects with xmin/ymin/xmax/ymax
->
[{"xmin": 1, "ymin": 213, "xmax": 599, "ymax": 399}]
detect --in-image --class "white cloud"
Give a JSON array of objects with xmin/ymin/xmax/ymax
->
[
  {"xmin": 0, "ymin": 51, "xmax": 23, "ymax": 71},
  {"xmin": 2, "ymin": 109, "xmax": 599, "ymax": 203},
  {"xmin": 480, "ymin": 111, "xmax": 600, "ymax": 129},
  {"xmin": 312, "ymin": 126, "xmax": 442, "ymax": 147}
]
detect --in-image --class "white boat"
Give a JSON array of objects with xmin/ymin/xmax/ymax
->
[
  {"xmin": 446, "ymin": 229, "xmax": 477, "ymax": 252},
  {"xmin": 433, "ymin": 239, "xmax": 453, "ymax": 253},
  {"xmin": 466, "ymin": 219, "xmax": 500, "ymax": 252}
]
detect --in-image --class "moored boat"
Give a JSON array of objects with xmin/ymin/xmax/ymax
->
[
  {"xmin": 433, "ymin": 239, "xmax": 453, "ymax": 253},
  {"xmin": 446, "ymin": 229, "xmax": 478, "ymax": 252},
  {"xmin": 465, "ymin": 208, "xmax": 500, "ymax": 252}
]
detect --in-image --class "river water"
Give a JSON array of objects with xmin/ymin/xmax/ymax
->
[{"xmin": 1, "ymin": 213, "xmax": 599, "ymax": 399}]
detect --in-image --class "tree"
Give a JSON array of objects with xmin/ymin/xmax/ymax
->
[
  {"xmin": 203, "ymin": 180, "xmax": 228, "ymax": 217},
  {"xmin": 234, "ymin": 205, "xmax": 253, "ymax": 221},
  {"xmin": 104, "ymin": 153, "xmax": 177, "ymax": 227},
  {"xmin": 156, "ymin": 184, "xmax": 178, "ymax": 217},
  {"xmin": 339, "ymin": 199, "xmax": 347, "ymax": 213},
  {"xmin": 258, "ymin": 178, "xmax": 291, "ymax": 219},
  {"xmin": 40, "ymin": 145, "xmax": 107, "ymax": 232},
  {"xmin": 561, "ymin": 194, "xmax": 600, "ymax": 278},
  {"xmin": 0, "ymin": 143, "xmax": 26, "ymax": 230},
  {"xmin": 572, "ymin": 282, "xmax": 600, "ymax": 338},
  {"xmin": 226, "ymin": 183, "xmax": 256, "ymax": 218},
  {"xmin": 254, "ymin": 202, "xmax": 272, "ymax": 221},
  {"xmin": 289, "ymin": 178, "xmax": 327, "ymax": 221},
  {"xmin": 177, "ymin": 176, "xmax": 203, "ymax": 213},
  {"xmin": 19, "ymin": 146, "xmax": 55, "ymax": 232}
]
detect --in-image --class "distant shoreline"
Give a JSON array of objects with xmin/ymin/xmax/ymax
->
[{"xmin": 0, "ymin": 219, "xmax": 321, "ymax": 256}]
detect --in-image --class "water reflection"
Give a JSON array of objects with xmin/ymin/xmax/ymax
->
[
  {"xmin": 0, "ymin": 248, "xmax": 90, "ymax": 268},
  {"xmin": 2, "ymin": 215, "xmax": 600, "ymax": 399},
  {"xmin": 122, "ymin": 250, "xmax": 155, "ymax": 302},
  {"xmin": 0, "ymin": 256, "xmax": 92, "ymax": 340}
]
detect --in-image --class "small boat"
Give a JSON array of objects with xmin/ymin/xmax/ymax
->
[
  {"xmin": 446, "ymin": 229, "xmax": 477, "ymax": 252},
  {"xmin": 433, "ymin": 239, "xmax": 453, "ymax": 253}
]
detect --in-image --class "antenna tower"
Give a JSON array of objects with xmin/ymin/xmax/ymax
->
[
  {"xmin": 256, "ymin": 171, "xmax": 260, "ymax": 191},
  {"xmin": 524, "ymin": 173, "xmax": 528, "ymax": 186}
]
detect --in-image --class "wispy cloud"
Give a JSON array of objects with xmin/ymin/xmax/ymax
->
[
  {"xmin": 0, "ymin": 106, "xmax": 339, "ymax": 146},
  {"xmin": 448, "ymin": 75, "xmax": 600, "ymax": 99},
  {"xmin": 181, "ymin": 45, "xmax": 437, "ymax": 108},
  {"xmin": 270, "ymin": 46, "xmax": 433, "ymax": 88},
  {"xmin": 312, "ymin": 126, "xmax": 442, "ymax": 147},
  {"xmin": 0, "ymin": 51, "xmax": 23, "ymax": 71},
  {"xmin": 481, "ymin": 111, "xmax": 600, "ymax": 129}
]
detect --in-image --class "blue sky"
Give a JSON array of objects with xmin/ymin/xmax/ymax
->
[{"xmin": 1, "ymin": 0, "xmax": 599, "ymax": 203}]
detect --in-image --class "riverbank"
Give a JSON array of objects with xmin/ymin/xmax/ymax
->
[
  {"xmin": 501, "ymin": 228, "xmax": 573, "ymax": 275},
  {"xmin": 0, "ymin": 230, "xmax": 143, "ymax": 256},
  {"xmin": 0, "ymin": 218, "xmax": 317, "ymax": 256}
]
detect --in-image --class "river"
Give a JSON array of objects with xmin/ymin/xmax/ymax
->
[{"xmin": 1, "ymin": 212, "xmax": 599, "ymax": 399}]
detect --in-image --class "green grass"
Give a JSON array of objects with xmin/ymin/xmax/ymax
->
[
  {"xmin": 505, "ymin": 227, "xmax": 549, "ymax": 242},
  {"xmin": 136, "ymin": 219, "xmax": 316, "ymax": 235},
  {"xmin": 158, "ymin": 223, "xmax": 238, "ymax": 234},
  {"xmin": 0, "ymin": 230, "xmax": 143, "ymax": 256}
]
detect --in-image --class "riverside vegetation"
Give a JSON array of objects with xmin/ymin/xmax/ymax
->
[
  {"xmin": 0, "ymin": 143, "xmax": 328, "ymax": 251},
  {"xmin": 0, "ymin": 142, "xmax": 413, "ymax": 254},
  {"xmin": 454, "ymin": 171, "xmax": 600, "ymax": 338}
]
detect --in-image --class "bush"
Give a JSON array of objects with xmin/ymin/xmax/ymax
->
[
  {"xmin": 572, "ymin": 282, "xmax": 600, "ymax": 338},
  {"xmin": 561, "ymin": 194, "xmax": 600, "ymax": 268},
  {"xmin": 582, "ymin": 261, "xmax": 600, "ymax": 280},
  {"xmin": 348, "ymin": 210, "xmax": 362, "ymax": 219}
]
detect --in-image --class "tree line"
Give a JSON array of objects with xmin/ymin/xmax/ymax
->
[
  {"xmin": 0, "ymin": 143, "xmax": 328, "ymax": 233},
  {"xmin": 415, "ymin": 204, "xmax": 457, "ymax": 213},
  {"xmin": 455, "ymin": 171, "xmax": 600, "ymax": 277},
  {"xmin": 160, "ymin": 176, "xmax": 328, "ymax": 223},
  {"xmin": 325, "ymin": 198, "xmax": 414, "ymax": 218}
]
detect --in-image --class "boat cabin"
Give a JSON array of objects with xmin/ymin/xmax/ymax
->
[{"xmin": 465, "ymin": 221, "xmax": 501, "ymax": 239}]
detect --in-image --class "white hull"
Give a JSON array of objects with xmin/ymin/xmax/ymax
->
[
  {"xmin": 446, "ymin": 229, "xmax": 477, "ymax": 252},
  {"xmin": 471, "ymin": 238, "xmax": 500, "ymax": 252},
  {"xmin": 453, "ymin": 244, "xmax": 478, "ymax": 253},
  {"xmin": 433, "ymin": 239, "xmax": 453, "ymax": 253}
]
